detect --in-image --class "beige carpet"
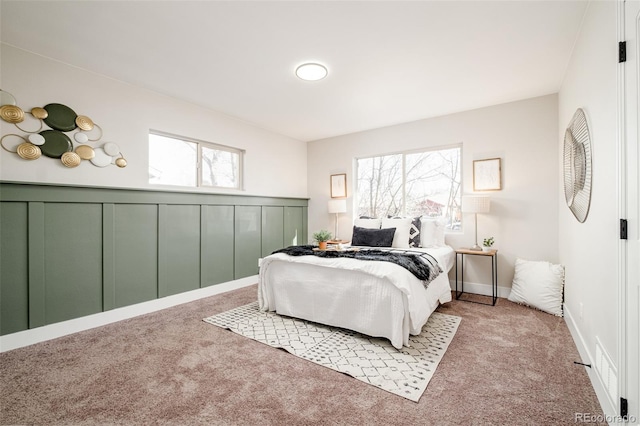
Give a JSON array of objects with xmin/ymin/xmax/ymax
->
[
  {"xmin": 0, "ymin": 285, "xmax": 605, "ymax": 425},
  {"xmin": 204, "ymin": 302, "xmax": 461, "ymax": 401}
]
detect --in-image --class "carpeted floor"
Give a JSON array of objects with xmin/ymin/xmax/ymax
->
[
  {"xmin": 204, "ymin": 302, "xmax": 461, "ymax": 402},
  {"xmin": 0, "ymin": 285, "xmax": 604, "ymax": 425}
]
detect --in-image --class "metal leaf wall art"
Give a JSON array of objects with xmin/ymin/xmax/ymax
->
[{"xmin": 0, "ymin": 89, "xmax": 127, "ymax": 169}]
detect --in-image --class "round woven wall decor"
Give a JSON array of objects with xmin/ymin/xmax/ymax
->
[{"xmin": 563, "ymin": 108, "xmax": 592, "ymax": 223}]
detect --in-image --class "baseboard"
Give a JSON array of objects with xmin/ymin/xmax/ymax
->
[
  {"xmin": 563, "ymin": 303, "xmax": 619, "ymax": 422},
  {"xmin": 448, "ymin": 279, "xmax": 511, "ymax": 299},
  {"xmin": 0, "ymin": 276, "xmax": 257, "ymax": 353}
]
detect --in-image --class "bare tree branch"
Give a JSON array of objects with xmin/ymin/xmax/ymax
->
[{"xmin": 357, "ymin": 148, "xmax": 461, "ymax": 227}]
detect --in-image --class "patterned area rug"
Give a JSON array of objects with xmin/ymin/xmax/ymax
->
[{"xmin": 203, "ymin": 302, "xmax": 461, "ymax": 402}]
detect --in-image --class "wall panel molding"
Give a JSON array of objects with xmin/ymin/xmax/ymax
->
[
  {"xmin": 0, "ymin": 202, "xmax": 29, "ymax": 334},
  {"xmin": 0, "ymin": 182, "xmax": 308, "ymax": 336},
  {"xmin": 102, "ymin": 203, "xmax": 116, "ymax": 311},
  {"xmin": 27, "ymin": 202, "xmax": 46, "ymax": 329},
  {"xmin": 0, "ymin": 182, "xmax": 309, "ymax": 206}
]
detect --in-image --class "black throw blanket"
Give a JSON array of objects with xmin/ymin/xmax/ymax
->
[{"xmin": 272, "ymin": 245, "xmax": 442, "ymax": 286}]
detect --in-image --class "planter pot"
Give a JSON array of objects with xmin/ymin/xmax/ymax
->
[
  {"xmin": 318, "ymin": 241, "xmax": 328, "ymax": 250},
  {"xmin": 482, "ymin": 246, "xmax": 492, "ymax": 252}
]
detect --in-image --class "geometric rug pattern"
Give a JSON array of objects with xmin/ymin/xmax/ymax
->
[{"xmin": 204, "ymin": 302, "xmax": 461, "ymax": 402}]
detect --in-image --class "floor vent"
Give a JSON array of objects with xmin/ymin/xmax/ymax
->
[{"xmin": 595, "ymin": 337, "xmax": 617, "ymax": 404}]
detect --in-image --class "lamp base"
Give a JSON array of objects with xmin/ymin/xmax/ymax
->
[{"xmin": 470, "ymin": 244, "xmax": 483, "ymax": 251}]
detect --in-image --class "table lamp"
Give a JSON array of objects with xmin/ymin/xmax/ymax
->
[
  {"xmin": 328, "ymin": 199, "xmax": 347, "ymax": 240},
  {"xmin": 461, "ymin": 195, "xmax": 490, "ymax": 251}
]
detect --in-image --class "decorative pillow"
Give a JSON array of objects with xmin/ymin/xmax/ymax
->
[
  {"xmin": 420, "ymin": 216, "xmax": 446, "ymax": 247},
  {"xmin": 409, "ymin": 216, "xmax": 421, "ymax": 247},
  {"xmin": 508, "ymin": 258, "xmax": 565, "ymax": 316},
  {"xmin": 351, "ymin": 226, "xmax": 396, "ymax": 247},
  {"xmin": 381, "ymin": 217, "xmax": 412, "ymax": 248},
  {"xmin": 354, "ymin": 218, "xmax": 382, "ymax": 229}
]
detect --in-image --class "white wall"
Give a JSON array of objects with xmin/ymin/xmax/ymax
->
[
  {"xmin": 0, "ymin": 45, "xmax": 307, "ymax": 198},
  {"xmin": 558, "ymin": 0, "xmax": 618, "ymax": 408},
  {"xmin": 307, "ymin": 94, "xmax": 559, "ymax": 289}
]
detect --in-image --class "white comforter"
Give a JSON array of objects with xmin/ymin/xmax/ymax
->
[{"xmin": 258, "ymin": 246, "xmax": 454, "ymax": 349}]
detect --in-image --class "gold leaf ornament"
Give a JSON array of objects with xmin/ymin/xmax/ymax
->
[
  {"xmin": 0, "ymin": 105, "xmax": 25, "ymax": 123},
  {"xmin": 16, "ymin": 142, "xmax": 41, "ymax": 160},
  {"xmin": 75, "ymin": 145, "xmax": 95, "ymax": 160},
  {"xmin": 61, "ymin": 151, "xmax": 81, "ymax": 168},
  {"xmin": 30, "ymin": 107, "xmax": 48, "ymax": 119},
  {"xmin": 75, "ymin": 115, "xmax": 94, "ymax": 131}
]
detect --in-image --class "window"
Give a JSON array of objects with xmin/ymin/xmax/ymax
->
[
  {"xmin": 149, "ymin": 132, "xmax": 243, "ymax": 189},
  {"xmin": 356, "ymin": 145, "xmax": 461, "ymax": 229}
]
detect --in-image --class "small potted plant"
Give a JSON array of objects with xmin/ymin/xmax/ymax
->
[
  {"xmin": 313, "ymin": 229, "xmax": 333, "ymax": 250},
  {"xmin": 482, "ymin": 237, "xmax": 495, "ymax": 252}
]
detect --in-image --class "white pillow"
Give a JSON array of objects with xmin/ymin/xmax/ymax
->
[
  {"xmin": 381, "ymin": 217, "xmax": 412, "ymax": 248},
  {"xmin": 354, "ymin": 218, "xmax": 381, "ymax": 229},
  {"xmin": 420, "ymin": 216, "xmax": 446, "ymax": 247},
  {"xmin": 508, "ymin": 258, "xmax": 564, "ymax": 316}
]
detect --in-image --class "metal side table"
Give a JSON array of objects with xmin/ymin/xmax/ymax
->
[{"xmin": 455, "ymin": 248, "xmax": 498, "ymax": 306}]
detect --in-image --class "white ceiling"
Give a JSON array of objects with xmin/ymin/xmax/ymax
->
[{"xmin": 1, "ymin": 1, "xmax": 587, "ymax": 142}]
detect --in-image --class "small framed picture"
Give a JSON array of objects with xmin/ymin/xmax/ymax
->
[
  {"xmin": 473, "ymin": 158, "xmax": 502, "ymax": 191},
  {"xmin": 330, "ymin": 173, "xmax": 347, "ymax": 198}
]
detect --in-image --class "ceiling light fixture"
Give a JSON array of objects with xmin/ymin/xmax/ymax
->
[{"xmin": 295, "ymin": 63, "xmax": 328, "ymax": 81}]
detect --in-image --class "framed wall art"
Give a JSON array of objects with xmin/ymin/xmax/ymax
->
[
  {"xmin": 473, "ymin": 158, "xmax": 502, "ymax": 191},
  {"xmin": 330, "ymin": 173, "xmax": 347, "ymax": 198}
]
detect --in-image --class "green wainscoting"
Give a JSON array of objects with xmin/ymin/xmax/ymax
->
[
  {"xmin": 200, "ymin": 205, "xmax": 235, "ymax": 288},
  {"xmin": 159, "ymin": 204, "xmax": 202, "ymax": 297},
  {"xmin": 285, "ymin": 206, "xmax": 305, "ymax": 247},
  {"xmin": 261, "ymin": 206, "xmax": 285, "ymax": 257},
  {"xmin": 0, "ymin": 202, "xmax": 29, "ymax": 335},
  {"xmin": 111, "ymin": 204, "xmax": 159, "ymax": 309},
  {"xmin": 0, "ymin": 182, "xmax": 308, "ymax": 335},
  {"xmin": 43, "ymin": 203, "xmax": 104, "ymax": 325},
  {"xmin": 234, "ymin": 205, "xmax": 263, "ymax": 279}
]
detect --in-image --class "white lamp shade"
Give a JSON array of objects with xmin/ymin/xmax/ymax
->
[
  {"xmin": 461, "ymin": 196, "xmax": 490, "ymax": 213},
  {"xmin": 328, "ymin": 199, "xmax": 347, "ymax": 214}
]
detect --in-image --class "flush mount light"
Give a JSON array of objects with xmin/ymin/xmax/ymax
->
[{"xmin": 295, "ymin": 63, "xmax": 328, "ymax": 81}]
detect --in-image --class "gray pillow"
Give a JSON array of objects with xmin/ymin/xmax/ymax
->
[
  {"xmin": 351, "ymin": 226, "xmax": 396, "ymax": 247},
  {"xmin": 409, "ymin": 216, "xmax": 421, "ymax": 247}
]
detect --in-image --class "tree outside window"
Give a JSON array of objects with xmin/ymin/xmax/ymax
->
[{"xmin": 356, "ymin": 146, "xmax": 461, "ymax": 229}]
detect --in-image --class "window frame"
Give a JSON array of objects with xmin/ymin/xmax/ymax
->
[
  {"xmin": 354, "ymin": 143, "xmax": 462, "ymax": 230},
  {"xmin": 149, "ymin": 130, "xmax": 244, "ymax": 190}
]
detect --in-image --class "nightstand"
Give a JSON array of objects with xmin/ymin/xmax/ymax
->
[
  {"xmin": 327, "ymin": 239, "xmax": 350, "ymax": 245},
  {"xmin": 454, "ymin": 248, "xmax": 498, "ymax": 306}
]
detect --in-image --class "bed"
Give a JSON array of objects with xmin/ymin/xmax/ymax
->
[{"xmin": 257, "ymin": 244, "xmax": 455, "ymax": 349}]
